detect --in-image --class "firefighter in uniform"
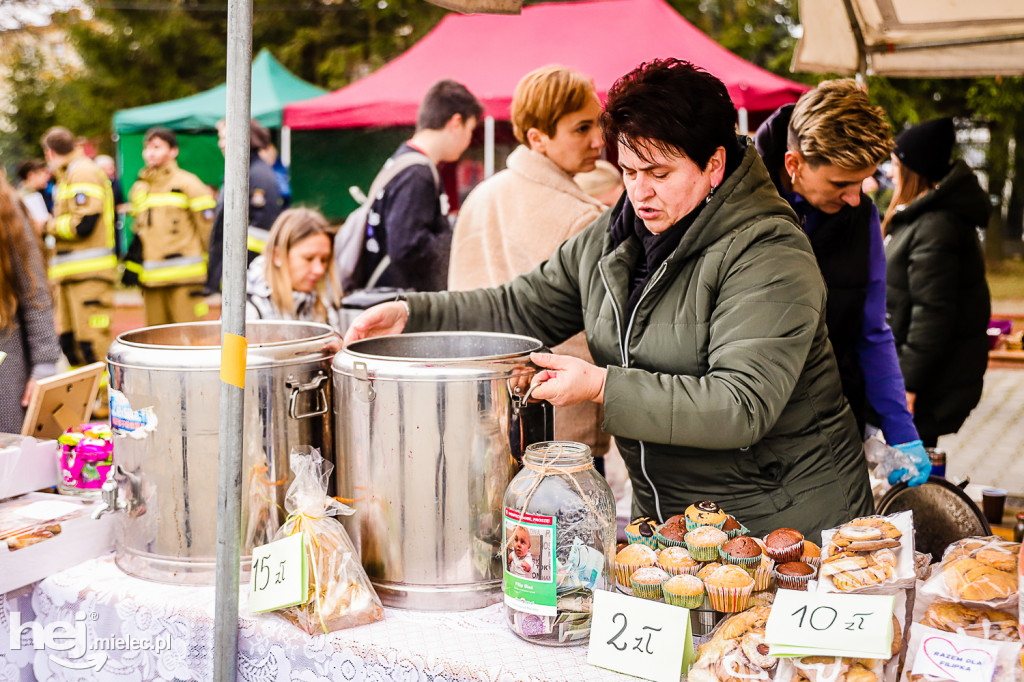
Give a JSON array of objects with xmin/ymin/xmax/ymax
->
[
  {"xmin": 125, "ymin": 128, "xmax": 216, "ymax": 326},
  {"xmin": 41, "ymin": 127, "xmax": 116, "ymax": 372}
]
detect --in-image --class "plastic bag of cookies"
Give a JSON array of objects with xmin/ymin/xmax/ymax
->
[
  {"xmin": 775, "ymin": 656, "xmax": 886, "ymax": 682},
  {"xmin": 688, "ymin": 606, "xmax": 777, "ymax": 682},
  {"xmin": 915, "ymin": 599, "xmax": 1018, "ymax": 642},
  {"xmin": 817, "ymin": 511, "xmax": 916, "ymax": 593},
  {"xmin": 918, "ymin": 536, "xmax": 1019, "ymax": 612},
  {"xmin": 900, "ymin": 622, "xmax": 1022, "ymax": 681}
]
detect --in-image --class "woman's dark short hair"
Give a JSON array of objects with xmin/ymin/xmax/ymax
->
[
  {"xmin": 417, "ymin": 79, "xmax": 484, "ymax": 132},
  {"xmin": 602, "ymin": 59, "xmax": 736, "ymax": 168}
]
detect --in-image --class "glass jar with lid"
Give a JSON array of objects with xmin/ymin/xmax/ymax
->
[{"xmin": 501, "ymin": 441, "xmax": 616, "ymax": 646}]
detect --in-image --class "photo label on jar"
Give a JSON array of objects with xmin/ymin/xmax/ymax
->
[{"xmin": 503, "ymin": 508, "xmax": 557, "ymax": 616}]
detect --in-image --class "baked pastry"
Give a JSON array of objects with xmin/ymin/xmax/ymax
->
[
  {"xmin": 630, "ymin": 566, "xmax": 671, "ymax": 600},
  {"xmin": 658, "ymin": 546, "xmax": 699, "ymax": 575},
  {"xmin": 788, "ymin": 656, "xmax": 881, "ymax": 682},
  {"xmin": 684, "ymin": 501, "xmax": 727, "ymax": 530},
  {"xmin": 698, "ymin": 562, "xmax": 723, "ymax": 580},
  {"xmin": 685, "ymin": 526, "xmax": 729, "ymax": 561},
  {"xmin": 921, "ymin": 601, "xmax": 1019, "ymax": 641},
  {"xmin": 704, "ymin": 565, "xmax": 755, "ymax": 612},
  {"xmin": 624, "ymin": 516, "xmax": 659, "ymax": 548},
  {"xmin": 774, "ymin": 561, "xmax": 815, "ymax": 590},
  {"xmin": 614, "ymin": 543, "xmax": 658, "ymax": 587},
  {"xmin": 689, "ymin": 607, "xmax": 775, "ymax": 682},
  {"xmin": 801, "ymin": 540, "xmax": 822, "ymax": 568},
  {"xmin": 663, "ymin": 574, "xmax": 704, "ymax": 608},
  {"xmin": 942, "ymin": 557, "xmax": 1017, "ymax": 602},
  {"xmin": 828, "ymin": 517, "xmax": 902, "ymax": 555},
  {"xmin": 656, "ymin": 521, "xmax": 688, "ymax": 546},
  {"xmin": 821, "ymin": 548, "xmax": 897, "ymax": 592},
  {"xmin": 720, "ymin": 535, "xmax": 763, "ymax": 571},
  {"xmin": 764, "ymin": 528, "xmax": 804, "ymax": 563},
  {"xmin": 976, "ymin": 547, "xmax": 1017, "ymax": 573}
]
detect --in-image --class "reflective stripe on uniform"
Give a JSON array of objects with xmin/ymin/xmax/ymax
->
[
  {"xmin": 48, "ymin": 247, "xmax": 117, "ymax": 279},
  {"xmin": 247, "ymin": 226, "xmax": 270, "ymax": 254},
  {"xmin": 190, "ymin": 196, "xmax": 216, "ymax": 212},
  {"xmin": 57, "ymin": 182, "xmax": 105, "ymax": 200},
  {"xmin": 138, "ymin": 255, "xmax": 207, "ymax": 284},
  {"xmin": 88, "ymin": 313, "xmax": 111, "ymax": 329},
  {"xmin": 54, "ymin": 214, "xmax": 75, "ymax": 240},
  {"xmin": 133, "ymin": 192, "xmax": 190, "ymax": 213}
]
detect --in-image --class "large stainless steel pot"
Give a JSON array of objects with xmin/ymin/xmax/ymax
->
[
  {"xmin": 333, "ymin": 332, "xmax": 554, "ymax": 610},
  {"xmin": 104, "ymin": 321, "xmax": 338, "ymax": 584}
]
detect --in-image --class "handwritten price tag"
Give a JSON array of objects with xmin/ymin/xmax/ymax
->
[
  {"xmin": 248, "ymin": 532, "xmax": 308, "ymax": 614},
  {"xmin": 910, "ymin": 631, "xmax": 998, "ymax": 682},
  {"xmin": 587, "ymin": 589, "xmax": 694, "ymax": 682},
  {"xmin": 765, "ymin": 590, "xmax": 895, "ymax": 659}
]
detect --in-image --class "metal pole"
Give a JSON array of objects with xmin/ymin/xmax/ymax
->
[
  {"xmin": 484, "ymin": 115, "xmax": 495, "ymax": 178},
  {"xmin": 214, "ymin": 0, "xmax": 252, "ymax": 678},
  {"xmin": 737, "ymin": 107, "xmax": 749, "ymax": 136}
]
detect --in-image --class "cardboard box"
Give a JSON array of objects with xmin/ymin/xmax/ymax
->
[
  {"xmin": 0, "ymin": 492, "xmax": 114, "ymax": 593},
  {"xmin": 0, "ymin": 434, "xmax": 59, "ymax": 500}
]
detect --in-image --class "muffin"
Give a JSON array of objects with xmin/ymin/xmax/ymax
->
[
  {"xmin": 684, "ymin": 501, "xmax": 728, "ymax": 531},
  {"xmin": 753, "ymin": 557, "xmax": 775, "ymax": 592},
  {"xmin": 703, "ymin": 564, "xmax": 755, "ymax": 612},
  {"xmin": 614, "ymin": 543, "xmax": 658, "ymax": 587},
  {"xmin": 697, "ymin": 562, "xmax": 723, "ymax": 580},
  {"xmin": 774, "ymin": 561, "xmax": 816, "ymax": 591},
  {"xmin": 665, "ymin": 514, "xmax": 686, "ymax": 526},
  {"xmin": 719, "ymin": 535, "xmax": 763, "ymax": 571},
  {"xmin": 800, "ymin": 540, "xmax": 822, "ymax": 568},
  {"xmin": 658, "ymin": 546, "xmax": 700, "ymax": 576},
  {"xmin": 625, "ymin": 516, "xmax": 660, "ymax": 549},
  {"xmin": 685, "ymin": 526, "xmax": 729, "ymax": 561},
  {"xmin": 763, "ymin": 528, "xmax": 805, "ymax": 563},
  {"xmin": 722, "ymin": 515, "xmax": 748, "ymax": 540},
  {"xmin": 655, "ymin": 521, "xmax": 688, "ymax": 548},
  {"xmin": 630, "ymin": 566, "xmax": 671, "ymax": 600},
  {"xmin": 663, "ymin": 574, "xmax": 705, "ymax": 609}
]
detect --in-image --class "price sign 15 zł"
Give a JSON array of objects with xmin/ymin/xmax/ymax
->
[
  {"xmin": 765, "ymin": 589, "xmax": 895, "ymax": 659},
  {"xmin": 587, "ymin": 589, "xmax": 694, "ymax": 682},
  {"xmin": 248, "ymin": 532, "xmax": 308, "ymax": 614}
]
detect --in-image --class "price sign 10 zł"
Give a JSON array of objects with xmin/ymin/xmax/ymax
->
[{"xmin": 765, "ymin": 590, "xmax": 895, "ymax": 659}]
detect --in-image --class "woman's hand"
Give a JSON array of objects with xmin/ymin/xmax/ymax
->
[
  {"xmin": 528, "ymin": 352, "xmax": 607, "ymax": 407},
  {"xmin": 343, "ymin": 301, "xmax": 409, "ymax": 345},
  {"xmin": 905, "ymin": 391, "xmax": 916, "ymax": 415},
  {"xmin": 21, "ymin": 379, "xmax": 37, "ymax": 407}
]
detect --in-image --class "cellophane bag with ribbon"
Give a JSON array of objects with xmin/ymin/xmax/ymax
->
[{"xmin": 273, "ymin": 447, "xmax": 384, "ymax": 635}]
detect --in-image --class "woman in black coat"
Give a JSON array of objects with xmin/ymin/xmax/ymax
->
[{"xmin": 882, "ymin": 118, "xmax": 991, "ymax": 447}]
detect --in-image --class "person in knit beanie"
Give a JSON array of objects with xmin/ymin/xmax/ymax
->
[{"xmin": 893, "ymin": 117, "xmax": 955, "ymax": 184}]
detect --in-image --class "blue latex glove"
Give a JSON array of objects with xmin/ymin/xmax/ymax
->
[{"xmin": 888, "ymin": 440, "xmax": 931, "ymax": 487}]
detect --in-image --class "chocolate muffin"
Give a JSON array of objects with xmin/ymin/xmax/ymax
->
[
  {"xmin": 763, "ymin": 528, "xmax": 804, "ymax": 563},
  {"xmin": 774, "ymin": 560, "xmax": 815, "ymax": 590},
  {"xmin": 722, "ymin": 536, "xmax": 763, "ymax": 559}
]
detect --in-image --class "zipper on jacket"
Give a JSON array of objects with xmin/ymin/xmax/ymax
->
[{"xmin": 599, "ymin": 259, "xmax": 669, "ymax": 522}]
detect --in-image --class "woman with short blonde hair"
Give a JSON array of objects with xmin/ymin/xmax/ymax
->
[{"xmin": 245, "ymin": 207, "xmax": 343, "ymax": 330}]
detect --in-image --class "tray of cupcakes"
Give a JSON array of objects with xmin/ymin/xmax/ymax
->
[{"xmin": 613, "ymin": 501, "xmax": 822, "ymax": 622}]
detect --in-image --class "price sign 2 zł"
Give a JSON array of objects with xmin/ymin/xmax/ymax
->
[
  {"xmin": 765, "ymin": 589, "xmax": 896, "ymax": 659},
  {"xmin": 248, "ymin": 532, "xmax": 309, "ymax": 614},
  {"xmin": 587, "ymin": 589, "xmax": 694, "ymax": 682}
]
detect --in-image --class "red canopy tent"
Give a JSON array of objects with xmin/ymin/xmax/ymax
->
[{"xmin": 284, "ymin": 0, "xmax": 808, "ymax": 132}]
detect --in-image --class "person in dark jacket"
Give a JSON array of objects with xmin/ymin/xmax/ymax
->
[
  {"xmin": 755, "ymin": 80, "xmax": 931, "ymax": 487},
  {"xmin": 345, "ymin": 59, "xmax": 873, "ymax": 539},
  {"xmin": 350, "ymin": 79, "xmax": 483, "ymax": 292},
  {"xmin": 882, "ymin": 118, "xmax": 991, "ymax": 446},
  {"xmin": 205, "ymin": 118, "xmax": 284, "ymax": 293}
]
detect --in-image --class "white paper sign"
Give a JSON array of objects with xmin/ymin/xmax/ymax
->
[
  {"xmin": 766, "ymin": 589, "xmax": 895, "ymax": 659},
  {"xmin": 248, "ymin": 533, "xmax": 308, "ymax": 614},
  {"xmin": 910, "ymin": 631, "xmax": 999, "ymax": 682},
  {"xmin": 587, "ymin": 589, "xmax": 693, "ymax": 682}
]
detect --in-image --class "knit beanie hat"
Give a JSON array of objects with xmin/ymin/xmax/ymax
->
[{"xmin": 894, "ymin": 117, "xmax": 955, "ymax": 183}]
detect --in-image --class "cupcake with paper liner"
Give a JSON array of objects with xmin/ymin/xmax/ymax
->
[
  {"xmin": 721, "ymin": 514, "xmax": 748, "ymax": 540},
  {"xmin": 654, "ymin": 520, "xmax": 688, "ymax": 548},
  {"xmin": 703, "ymin": 564, "xmax": 755, "ymax": 612},
  {"xmin": 657, "ymin": 546, "xmax": 700, "ymax": 576},
  {"xmin": 663, "ymin": 574, "xmax": 705, "ymax": 609},
  {"xmin": 629, "ymin": 566, "xmax": 671, "ymax": 600},
  {"xmin": 800, "ymin": 540, "xmax": 822, "ymax": 568},
  {"xmin": 753, "ymin": 555, "xmax": 775, "ymax": 592},
  {"xmin": 763, "ymin": 527, "xmax": 805, "ymax": 563},
  {"xmin": 685, "ymin": 525, "xmax": 728, "ymax": 562},
  {"xmin": 684, "ymin": 500, "xmax": 727, "ymax": 531},
  {"xmin": 697, "ymin": 562, "xmax": 723, "ymax": 580},
  {"xmin": 624, "ymin": 516, "xmax": 660, "ymax": 549},
  {"xmin": 774, "ymin": 561, "xmax": 816, "ymax": 590},
  {"xmin": 614, "ymin": 543, "xmax": 658, "ymax": 587},
  {"xmin": 719, "ymin": 535, "xmax": 763, "ymax": 572}
]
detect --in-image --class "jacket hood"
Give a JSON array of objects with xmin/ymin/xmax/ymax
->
[
  {"xmin": 605, "ymin": 139, "xmax": 798, "ymax": 265},
  {"xmin": 753, "ymin": 104, "xmax": 793, "ymax": 194},
  {"xmin": 892, "ymin": 160, "xmax": 989, "ymax": 228}
]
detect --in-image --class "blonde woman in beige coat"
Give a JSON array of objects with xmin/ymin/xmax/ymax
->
[{"xmin": 448, "ymin": 65, "xmax": 612, "ymax": 459}]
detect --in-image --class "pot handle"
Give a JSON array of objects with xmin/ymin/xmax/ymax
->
[
  {"xmin": 509, "ymin": 372, "xmax": 548, "ymax": 416},
  {"xmin": 286, "ymin": 372, "xmax": 330, "ymax": 419}
]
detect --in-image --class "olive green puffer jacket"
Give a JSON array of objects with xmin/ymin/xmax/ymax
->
[{"xmin": 406, "ymin": 144, "xmax": 872, "ymax": 539}]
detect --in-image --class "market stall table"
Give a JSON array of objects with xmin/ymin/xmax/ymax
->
[{"xmin": 2, "ymin": 555, "xmax": 638, "ymax": 681}]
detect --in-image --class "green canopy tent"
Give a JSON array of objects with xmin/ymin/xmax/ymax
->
[{"xmin": 112, "ymin": 49, "xmax": 325, "ymax": 193}]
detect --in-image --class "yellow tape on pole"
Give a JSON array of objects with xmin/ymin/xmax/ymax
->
[{"xmin": 221, "ymin": 333, "xmax": 247, "ymax": 388}]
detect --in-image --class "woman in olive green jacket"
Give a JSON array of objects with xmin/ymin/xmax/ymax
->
[{"xmin": 346, "ymin": 59, "xmax": 872, "ymax": 539}]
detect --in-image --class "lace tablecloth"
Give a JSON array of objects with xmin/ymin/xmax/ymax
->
[{"xmin": 2, "ymin": 555, "xmax": 636, "ymax": 682}]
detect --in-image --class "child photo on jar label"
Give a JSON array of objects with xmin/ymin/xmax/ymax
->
[{"xmin": 503, "ymin": 508, "xmax": 557, "ymax": 615}]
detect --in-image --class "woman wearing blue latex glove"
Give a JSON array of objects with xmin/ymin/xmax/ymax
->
[{"xmin": 889, "ymin": 439, "xmax": 931, "ymax": 487}]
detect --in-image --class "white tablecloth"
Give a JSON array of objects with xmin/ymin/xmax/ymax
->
[{"xmin": 1, "ymin": 555, "xmax": 636, "ymax": 682}]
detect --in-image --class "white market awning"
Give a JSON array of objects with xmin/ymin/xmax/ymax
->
[{"xmin": 793, "ymin": 0, "xmax": 1024, "ymax": 77}]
